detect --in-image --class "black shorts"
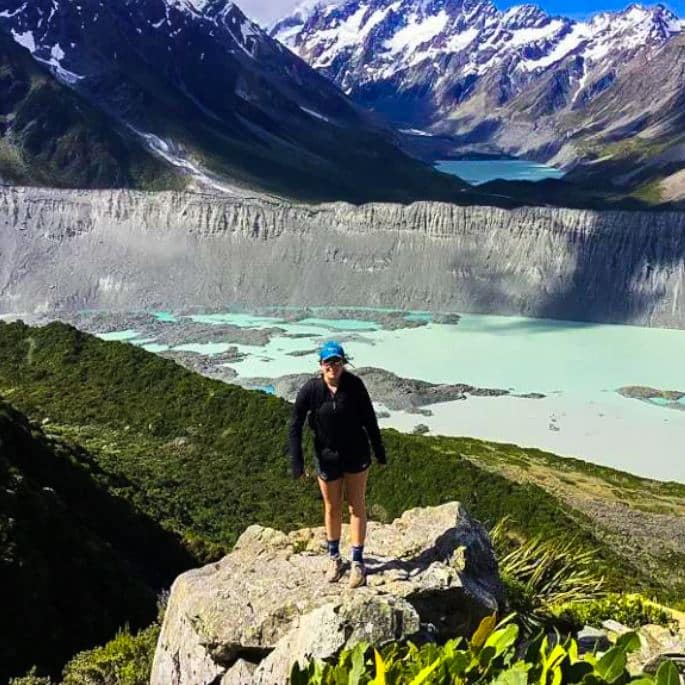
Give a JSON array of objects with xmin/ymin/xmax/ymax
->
[{"xmin": 316, "ymin": 452, "xmax": 371, "ymax": 482}]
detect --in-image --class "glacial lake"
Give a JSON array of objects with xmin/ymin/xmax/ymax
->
[
  {"xmin": 435, "ymin": 159, "xmax": 565, "ymax": 185},
  {"xmin": 93, "ymin": 308, "xmax": 685, "ymax": 483}
]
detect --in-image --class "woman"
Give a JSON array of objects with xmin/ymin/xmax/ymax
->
[{"xmin": 289, "ymin": 340, "xmax": 386, "ymax": 588}]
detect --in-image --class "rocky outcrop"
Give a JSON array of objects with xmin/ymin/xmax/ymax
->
[
  {"xmin": 1, "ymin": 187, "xmax": 685, "ymax": 327},
  {"xmin": 596, "ymin": 617, "xmax": 685, "ymax": 679},
  {"xmin": 150, "ymin": 502, "xmax": 503, "ymax": 685},
  {"xmin": 238, "ymin": 367, "xmax": 526, "ymax": 410}
]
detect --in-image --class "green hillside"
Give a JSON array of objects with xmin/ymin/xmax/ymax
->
[{"xmin": 0, "ymin": 319, "xmax": 682, "ymax": 680}]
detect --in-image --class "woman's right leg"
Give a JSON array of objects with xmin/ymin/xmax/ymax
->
[
  {"xmin": 318, "ymin": 476, "xmax": 344, "ymax": 541},
  {"xmin": 318, "ymin": 476, "xmax": 345, "ymax": 581}
]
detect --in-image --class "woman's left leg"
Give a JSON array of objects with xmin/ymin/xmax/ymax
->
[
  {"xmin": 344, "ymin": 468, "xmax": 369, "ymax": 547},
  {"xmin": 344, "ymin": 467, "xmax": 369, "ymax": 587}
]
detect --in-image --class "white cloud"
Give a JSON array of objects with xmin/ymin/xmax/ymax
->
[{"xmin": 238, "ymin": 0, "xmax": 300, "ymax": 26}]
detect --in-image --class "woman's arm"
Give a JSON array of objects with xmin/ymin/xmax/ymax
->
[
  {"xmin": 288, "ymin": 383, "xmax": 311, "ymax": 478},
  {"xmin": 357, "ymin": 378, "xmax": 386, "ymax": 465}
]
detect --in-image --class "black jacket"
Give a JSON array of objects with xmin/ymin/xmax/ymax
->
[{"xmin": 289, "ymin": 371, "xmax": 386, "ymax": 477}]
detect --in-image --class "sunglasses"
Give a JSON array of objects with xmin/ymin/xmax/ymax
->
[{"xmin": 321, "ymin": 357, "xmax": 343, "ymax": 366}]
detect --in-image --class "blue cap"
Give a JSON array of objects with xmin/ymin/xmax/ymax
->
[{"xmin": 319, "ymin": 340, "xmax": 346, "ymax": 362}]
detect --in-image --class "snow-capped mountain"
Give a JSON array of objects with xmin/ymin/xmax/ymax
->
[
  {"xmin": 0, "ymin": 0, "xmax": 465, "ymax": 202},
  {"xmin": 272, "ymin": 1, "xmax": 683, "ymax": 174}
]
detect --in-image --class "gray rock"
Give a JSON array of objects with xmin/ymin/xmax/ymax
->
[
  {"xmin": 617, "ymin": 386, "xmax": 685, "ymax": 412},
  {"xmin": 222, "ymin": 659, "xmax": 257, "ymax": 685},
  {"xmin": 630, "ymin": 624, "xmax": 685, "ymax": 677},
  {"xmin": 642, "ymin": 654, "xmax": 685, "ymax": 684},
  {"xmin": 593, "ymin": 620, "xmax": 685, "ymax": 678},
  {"xmin": 150, "ymin": 502, "xmax": 502, "ymax": 685},
  {"xmin": 577, "ymin": 625, "xmax": 611, "ymax": 653},
  {"xmin": 236, "ymin": 367, "xmax": 524, "ymax": 409},
  {"xmin": 252, "ymin": 596, "xmax": 420, "ymax": 685}
]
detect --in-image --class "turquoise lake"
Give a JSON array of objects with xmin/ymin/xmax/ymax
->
[
  {"xmin": 98, "ymin": 309, "xmax": 685, "ymax": 484},
  {"xmin": 435, "ymin": 159, "xmax": 565, "ymax": 185}
]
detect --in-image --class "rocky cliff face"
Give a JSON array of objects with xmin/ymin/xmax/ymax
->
[
  {"xmin": 1, "ymin": 186, "xmax": 685, "ymax": 327},
  {"xmin": 150, "ymin": 502, "xmax": 502, "ymax": 685}
]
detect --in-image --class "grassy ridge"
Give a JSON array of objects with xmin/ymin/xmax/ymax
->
[{"xmin": 0, "ymin": 320, "xmax": 676, "ymax": 678}]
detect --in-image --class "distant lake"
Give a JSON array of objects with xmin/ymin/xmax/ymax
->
[
  {"xmin": 435, "ymin": 159, "xmax": 565, "ymax": 185},
  {"xmin": 95, "ymin": 308, "xmax": 685, "ymax": 483}
]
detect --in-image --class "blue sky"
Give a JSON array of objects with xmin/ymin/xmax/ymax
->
[
  {"xmin": 241, "ymin": 0, "xmax": 683, "ymax": 26},
  {"xmin": 496, "ymin": 0, "xmax": 683, "ymax": 19}
]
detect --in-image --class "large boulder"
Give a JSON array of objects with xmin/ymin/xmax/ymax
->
[{"xmin": 150, "ymin": 502, "xmax": 503, "ymax": 685}]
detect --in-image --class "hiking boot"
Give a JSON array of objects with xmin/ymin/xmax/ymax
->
[
  {"xmin": 325, "ymin": 556, "xmax": 345, "ymax": 583},
  {"xmin": 349, "ymin": 561, "xmax": 366, "ymax": 588}
]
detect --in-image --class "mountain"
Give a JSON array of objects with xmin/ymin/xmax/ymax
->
[
  {"xmin": 557, "ymin": 33, "xmax": 685, "ymax": 202},
  {"xmin": 0, "ymin": 0, "xmax": 466, "ymax": 203},
  {"xmin": 273, "ymin": 0, "xmax": 684, "ymax": 199},
  {"xmin": 0, "ymin": 31, "xmax": 179, "ymax": 189}
]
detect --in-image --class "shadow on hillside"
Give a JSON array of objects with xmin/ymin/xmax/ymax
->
[
  {"xmin": 1, "ymin": 398, "xmax": 197, "ymax": 680},
  {"xmin": 535, "ymin": 210, "xmax": 685, "ymax": 326},
  {"xmin": 448, "ymin": 206, "xmax": 685, "ymax": 328},
  {"xmin": 9, "ymin": 413, "xmax": 198, "ymax": 587}
]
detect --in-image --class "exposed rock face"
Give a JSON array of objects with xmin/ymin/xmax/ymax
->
[
  {"xmin": 150, "ymin": 502, "xmax": 503, "ymax": 685},
  {"xmin": 1, "ymin": 187, "xmax": 685, "ymax": 327},
  {"xmin": 598, "ymin": 618, "xmax": 685, "ymax": 678}
]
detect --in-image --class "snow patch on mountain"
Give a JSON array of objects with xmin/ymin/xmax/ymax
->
[
  {"xmin": 11, "ymin": 29, "xmax": 35, "ymax": 52},
  {"xmin": 270, "ymin": 0, "xmax": 344, "ymax": 48},
  {"xmin": 444, "ymin": 27, "xmax": 479, "ymax": 53},
  {"xmin": 506, "ymin": 19, "xmax": 565, "ymax": 47},
  {"xmin": 518, "ymin": 23, "xmax": 590, "ymax": 71},
  {"xmin": 0, "ymin": 3, "xmax": 26, "ymax": 18},
  {"xmin": 385, "ymin": 11, "xmax": 450, "ymax": 54},
  {"xmin": 184, "ymin": 0, "xmax": 213, "ymax": 10},
  {"xmin": 300, "ymin": 105, "xmax": 332, "ymax": 122},
  {"xmin": 34, "ymin": 42, "xmax": 85, "ymax": 85},
  {"xmin": 314, "ymin": 5, "xmax": 366, "ymax": 66},
  {"xmin": 50, "ymin": 43, "xmax": 64, "ymax": 60},
  {"xmin": 129, "ymin": 126, "xmax": 251, "ymax": 196}
]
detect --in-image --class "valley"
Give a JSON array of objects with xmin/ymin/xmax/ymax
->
[
  {"xmin": 1, "ymin": 0, "xmax": 685, "ymax": 682},
  {"xmin": 274, "ymin": 0, "xmax": 685, "ymax": 204},
  {"xmin": 2, "ymin": 319, "xmax": 684, "ymax": 681}
]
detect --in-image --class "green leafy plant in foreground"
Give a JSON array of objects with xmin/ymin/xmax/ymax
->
[{"xmin": 289, "ymin": 614, "xmax": 682, "ymax": 685}]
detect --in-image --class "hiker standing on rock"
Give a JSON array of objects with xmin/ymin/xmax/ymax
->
[{"xmin": 289, "ymin": 340, "xmax": 386, "ymax": 589}]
